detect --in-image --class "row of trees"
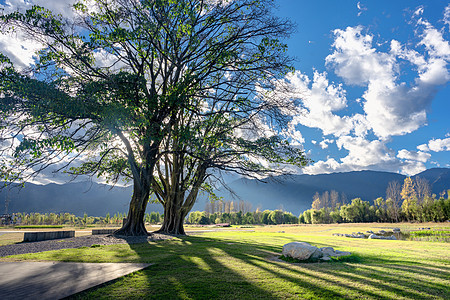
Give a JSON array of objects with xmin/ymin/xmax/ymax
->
[
  {"xmin": 188, "ymin": 209, "xmax": 298, "ymax": 225},
  {"xmin": 204, "ymin": 200, "xmax": 255, "ymax": 215},
  {"xmin": 301, "ymin": 196, "xmax": 449, "ymax": 224},
  {"xmin": 0, "ymin": 0, "xmax": 308, "ymax": 235},
  {"xmin": 189, "ymin": 193, "xmax": 449, "ymax": 226},
  {"xmin": 311, "ymin": 190, "xmax": 348, "ymax": 211},
  {"xmin": 302, "ymin": 178, "xmax": 449, "ymax": 224},
  {"xmin": 10, "ymin": 211, "xmax": 162, "ymax": 226}
]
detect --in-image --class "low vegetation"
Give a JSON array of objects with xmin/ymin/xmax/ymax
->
[
  {"xmin": 6, "ymin": 212, "xmax": 162, "ymax": 227},
  {"xmin": 14, "ymin": 225, "xmax": 64, "ymax": 229},
  {"xmin": 408, "ymin": 230, "xmax": 450, "ymax": 242},
  {"xmin": 0, "ymin": 223, "xmax": 448, "ymax": 299},
  {"xmin": 188, "ymin": 208, "xmax": 299, "ymax": 226}
]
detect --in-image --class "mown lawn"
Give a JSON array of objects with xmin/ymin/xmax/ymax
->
[{"xmin": 1, "ymin": 223, "xmax": 449, "ymax": 299}]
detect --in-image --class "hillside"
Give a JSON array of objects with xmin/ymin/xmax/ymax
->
[
  {"xmin": 412, "ymin": 168, "xmax": 450, "ymax": 195},
  {"xmin": 0, "ymin": 181, "xmax": 161, "ymax": 216},
  {"xmin": 1, "ymin": 168, "xmax": 449, "ymax": 216}
]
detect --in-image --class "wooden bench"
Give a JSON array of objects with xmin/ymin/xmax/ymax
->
[{"xmin": 23, "ymin": 231, "xmax": 75, "ymax": 242}]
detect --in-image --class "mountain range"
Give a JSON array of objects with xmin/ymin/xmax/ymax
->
[
  {"xmin": 1, "ymin": 182, "xmax": 164, "ymax": 216},
  {"xmin": 1, "ymin": 168, "xmax": 449, "ymax": 217}
]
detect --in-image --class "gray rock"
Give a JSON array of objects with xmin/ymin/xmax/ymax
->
[
  {"xmin": 352, "ymin": 234, "xmax": 365, "ymax": 238},
  {"xmin": 369, "ymin": 234, "xmax": 397, "ymax": 240},
  {"xmin": 392, "ymin": 228, "xmax": 400, "ymax": 232},
  {"xmin": 335, "ymin": 233, "xmax": 365, "ymax": 238},
  {"xmin": 282, "ymin": 242, "xmax": 319, "ymax": 260},
  {"xmin": 320, "ymin": 247, "xmax": 336, "ymax": 256},
  {"xmin": 333, "ymin": 250, "xmax": 352, "ymax": 257},
  {"xmin": 310, "ymin": 248, "xmax": 324, "ymax": 259},
  {"xmin": 320, "ymin": 247, "xmax": 352, "ymax": 257},
  {"xmin": 320, "ymin": 256, "xmax": 332, "ymax": 261}
]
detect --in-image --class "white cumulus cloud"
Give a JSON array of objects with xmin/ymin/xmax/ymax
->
[
  {"xmin": 283, "ymin": 70, "xmax": 369, "ymax": 138},
  {"xmin": 428, "ymin": 138, "xmax": 450, "ymax": 152},
  {"xmin": 326, "ymin": 20, "xmax": 450, "ymax": 139},
  {"xmin": 417, "ymin": 137, "xmax": 450, "ymax": 152},
  {"xmin": 397, "ymin": 149, "xmax": 431, "ymax": 163}
]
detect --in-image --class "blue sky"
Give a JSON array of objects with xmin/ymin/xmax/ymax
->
[
  {"xmin": 0, "ymin": 0, "xmax": 449, "ymax": 184},
  {"xmin": 273, "ymin": 0, "xmax": 450, "ymax": 175}
]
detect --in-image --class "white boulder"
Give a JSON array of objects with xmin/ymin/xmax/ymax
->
[
  {"xmin": 282, "ymin": 242, "xmax": 352, "ymax": 261},
  {"xmin": 282, "ymin": 242, "xmax": 319, "ymax": 260}
]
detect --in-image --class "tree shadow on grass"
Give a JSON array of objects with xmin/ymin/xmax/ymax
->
[
  {"xmin": 65, "ymin": 234, "xmax": 449, "ymax": 299},
  {"xmin": 320, "ymin": 262, "xmax": 449, "ymax": 299}
]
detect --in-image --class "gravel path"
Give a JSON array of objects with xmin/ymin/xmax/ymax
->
[{"xmin": 0, "ymin": 234, "xmax": 174, "ymax": 258}]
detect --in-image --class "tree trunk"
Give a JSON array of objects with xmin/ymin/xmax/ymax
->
[
  {"xmin": 115, "ymin": 179, "xmax": 150, "ymax": 236},
  {"xmin": 156, "ymin": 200, "xmax": 188, "ymax": 235},
  {"xmin": 154, "ymin": 163, "xmax": 207, "ymax": 235}
]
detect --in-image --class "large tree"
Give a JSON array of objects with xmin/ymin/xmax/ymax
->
[
  {"xmin": 0, "ymin": 0, "xmax": 303, "ymax": 235},
  {"xmin": 151, "ymin": 100, "xmax": 308, "ymax": 234}
]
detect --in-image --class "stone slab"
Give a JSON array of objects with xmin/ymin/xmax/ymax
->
[
  {"xmin": 23, "ymin": 231, "xmax": 75, "ymax": 242},
  {"xmin": 92, "ymin": 229, "xmax": 117, "ymax": 235},
  {"xmin": 0, "ymin": 262, "xmax": 152, "ymax": 299}
]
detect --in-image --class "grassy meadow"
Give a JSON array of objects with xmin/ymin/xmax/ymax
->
[{"xmin": 0, "ymin": 223, "xmax": 449, "ymax": 299}]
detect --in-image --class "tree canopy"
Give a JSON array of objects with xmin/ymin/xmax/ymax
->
[{"xmin": 0, "ymin": 0, "xmax": 308, "ymax": 235}]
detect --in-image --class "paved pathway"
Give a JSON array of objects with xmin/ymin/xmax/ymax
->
[{"xmin": 0, "ymin": 262, "xmax": 152, "ymax": 299}]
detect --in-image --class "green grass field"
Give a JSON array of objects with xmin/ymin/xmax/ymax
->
[{"xmin": 0, "ymin": 223, "xmax": 449, "ymax": 299}]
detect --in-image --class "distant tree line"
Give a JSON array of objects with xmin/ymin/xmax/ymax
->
[
  {"xmin": 300, "ymin": 177, "xmax": 449, "ymax": 224},
  {"xmin": 185, "ymin": 200, "xmax": 294, "ymax": 225},
  {"xmin": 188, "ymin": 209, "xmax": 298, "ymax": 225},
  {"xmin": 10, "ymin": 211, "xmax": 163, "ymax": 226},
  {"xmin": 187, "ymin": 199, "xmax": 298, "ymax": 225}
]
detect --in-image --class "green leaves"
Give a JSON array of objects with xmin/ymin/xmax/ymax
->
[{"xmin": 14, "ymin": 136, "xmax": 76, "ymax": 158}]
